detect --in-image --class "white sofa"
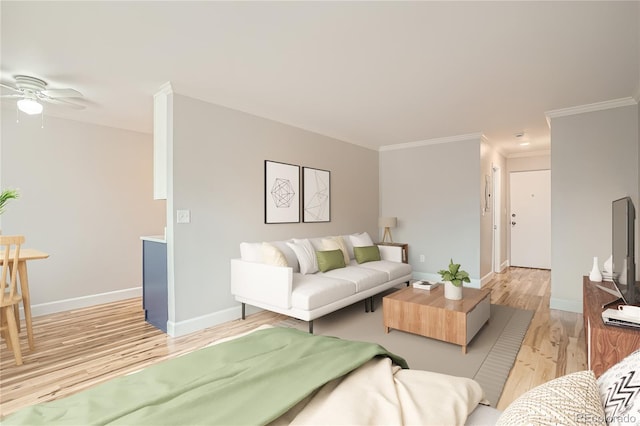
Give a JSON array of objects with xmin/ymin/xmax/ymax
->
[{"xmin": 230, "ymin": 232, "xmax": 413, "ymax": 332}]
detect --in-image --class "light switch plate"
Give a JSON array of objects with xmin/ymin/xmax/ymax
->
[{"xmin": 176, "ymin": 209, "xmax": 191, "ymax": 224}]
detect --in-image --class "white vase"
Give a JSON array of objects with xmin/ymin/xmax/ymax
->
[
  {"xmin": 444, "ymin": 281, "xmax": 463, "ymax": 300},
  {"xmin": 589, "ymin": 257, "xmax": 603, "ymax": 282}
]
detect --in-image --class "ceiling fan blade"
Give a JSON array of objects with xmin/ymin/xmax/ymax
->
[
  {"xmin": 0, "ymin": 82, "xmax": 22, "ymax": 94},
  {"xmin": 43, "ymin": 97, "xmax": 86, "ymax": 110},
  {"xmin": 41, "ymin": 88, "xmax": 83, "ymax": 98},
  {"xmin": 0, "ymin": 94, "xmax": 23, "ymax": 98}
]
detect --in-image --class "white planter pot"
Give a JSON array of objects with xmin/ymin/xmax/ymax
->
[{"xmin": 444, "ymin": 281, "xmax": 463, "ymax": 300}]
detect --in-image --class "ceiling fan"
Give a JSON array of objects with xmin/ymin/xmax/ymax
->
[{"xmin": 0, "ymin": 75, "xmax": 85, "ymax": 115}]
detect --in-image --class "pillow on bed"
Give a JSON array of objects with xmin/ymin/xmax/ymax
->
[
  {"xmin": 496, "ymin": 370, "xmax": 606, "ymax": 426},
  {"xmin": 316, "ymin": 249, "xmax": 346, "ymax": 272},
  {"xmin": 262, "ymin": 242, "xmax": 288, "ymax": 267},
  {"xmin": 287, "ymin": 239, "xmax": 319, "ymax": 275},
  {"xmin": 354, "ymin": 245, "xmax": 381, "ymax": 264},
  {"xmin": 597, "ymin": 349, "xmax": 640, "ymax": 426}
]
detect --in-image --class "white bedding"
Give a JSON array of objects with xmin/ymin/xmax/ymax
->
[{"xmin": 214, "ymin": 325, "xmax": 492, "ymax": 425}]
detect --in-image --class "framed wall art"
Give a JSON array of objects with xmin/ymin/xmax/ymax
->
[
  {"xmin": 303, "ymin": 167, "xmax": 330, "ymax": 223},
  {"xmin": 264, "ymin": 160, "xmax": 300, "ymax": 224}
]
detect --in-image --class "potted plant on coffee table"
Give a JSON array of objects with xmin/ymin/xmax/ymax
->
[{"xmin": 437, "ymin": 259, "xmax": 470, "ymax": 300}]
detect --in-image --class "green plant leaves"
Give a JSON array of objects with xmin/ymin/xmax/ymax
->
[
  {"xmin": 437, "ymin": 258, "xmax": 471, "ymax": 287},
  {"xmin": 0, "ymin": 189, "xmax": 20, "ymax": 215}
]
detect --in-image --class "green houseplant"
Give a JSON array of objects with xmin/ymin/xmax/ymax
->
[
  {"xmin": 0, "ymin": 189, "xmax": 20, "ymax": 215},
  {"xmin": 438, "ymin": 259, "xmax": 470, "ymax": 300}
]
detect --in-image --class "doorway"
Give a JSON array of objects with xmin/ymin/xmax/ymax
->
[
  {"xmin": 510, "ymin": 170, "xmax": 551, "ymax": 269},
  {"xmin": 492, "ymin": 165, "xmax": 502, "ymax": 273}
]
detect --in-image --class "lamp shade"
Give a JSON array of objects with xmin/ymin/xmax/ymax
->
[
  {"xmin": 17, "ymin": 98, "xmax": 43, "ymax": 115},
  {"xmin": 378, "ymin": 217, "xmax": 397, "ymax": 228}
]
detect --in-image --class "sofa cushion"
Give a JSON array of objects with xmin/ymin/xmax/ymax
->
[
  {"xmin": 287, "ymin": 239, "xmax": 318, "ymax": 275},
  {"xmin": 597, "ymin": 349, "xmax": 640, "ymax": 426},
  {"xmin": 262, "ymin": 242, "xmax": 288, "ymax": 267},
  {"xmin": 291, "ymin": 274, "xmax": 356, "ymax": 310},
  {"xmin": 322, "ymin": 236, "xmax": 350, "ymax": 264},
  {"xmin": 320, "ymin": 265, "xmax": 388, "ymax": 292},
  {"xmin": 354, "ymin": 245, "xmax": 381, "ymax": 264},
  {"xmin": 316, "ymin": 249, "xmax": 346, "ymax": 272},
  {"xmin": 353, "ymin": 259, "xmax": 412, "ymax": 281}
]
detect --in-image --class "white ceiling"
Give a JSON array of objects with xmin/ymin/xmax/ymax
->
[{"xmin": 1, "ymin": 1, "xmax": 638, "ymax": 156}]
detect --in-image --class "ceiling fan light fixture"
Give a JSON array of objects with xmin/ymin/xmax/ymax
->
[{"xmin": 17, "ymin": 98, "xmax": 43, "ymax": 115}]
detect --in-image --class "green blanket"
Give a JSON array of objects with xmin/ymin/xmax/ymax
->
[{"xmin": 4, "ymin": 327, "xmax": 408, "ymax": 425}]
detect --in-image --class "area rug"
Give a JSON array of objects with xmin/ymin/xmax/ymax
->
[{"xmin": 277, "ymin": 297, "xmax": 533, "ymax": 407}]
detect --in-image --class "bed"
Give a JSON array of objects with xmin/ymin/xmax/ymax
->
[{"xmin": 2, "ymin": 326, "xmax": 499, "ymax": 425}]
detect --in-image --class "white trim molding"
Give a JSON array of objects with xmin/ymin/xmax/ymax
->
[
  {"xmin": 379, "ymin": 132, "xmax": 483, "ymax": 152},
  {"xmin": 507, "ymin": 149, "xmax": 551, "ymax": 159},
  {"xmin": 26, "ymin": 287, "xmax": 142, "ymax": 318},
  {"xmin": 545, "ymin": 97, "xmax": 638, "ymax": 125},
  {"xmin": 167, "ymin": 305, "xmax": 239, "ymax": 337}
]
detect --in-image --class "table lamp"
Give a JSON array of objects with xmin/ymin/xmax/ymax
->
[{"xmin": 379, "ymin": 217, "xmax": 397, "ymax": 243}]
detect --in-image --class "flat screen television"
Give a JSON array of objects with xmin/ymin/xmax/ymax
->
[{"xmin": 612, "ymin": 196, "xmax": 637, "ymax": 305}]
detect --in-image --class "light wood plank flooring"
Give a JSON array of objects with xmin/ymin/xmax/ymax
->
[{"xmin": 1, "ymin": 267, "xmax": 585, "ymax": 417}]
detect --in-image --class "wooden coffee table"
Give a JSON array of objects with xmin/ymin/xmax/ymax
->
[{"xmin": 382, "ymin": 285, "xmax": 491, "ymax": 353}]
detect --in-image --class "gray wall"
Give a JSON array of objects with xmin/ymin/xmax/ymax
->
[
  {"xmin": 379, "ymin": 137, "xmax": 481, "ymax": 284},
  {"xmin": 1, "ymin": 112, "xmax": 165, "ymax": 314},
  {"xmin": 169, "ymin": 94, "xmax": 379, "ymax": 331},
  {"xmin": 550, "ymin": 103, "xmax": 639, "ymax": 312}
]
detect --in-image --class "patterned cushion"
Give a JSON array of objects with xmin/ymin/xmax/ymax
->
[
  {"xmin": 597, "ymin": 349, "xmax": 640, "ymax": 426},
  {"xmin": 497, "ymin": 370, "xmax": 606, "ymax": 426}
]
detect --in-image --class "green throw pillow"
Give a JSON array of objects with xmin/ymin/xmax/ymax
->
[
  {"xmin": 354, "ymin": 245, "xmax": 381, "ymax": 264},
  {"xmin": 316, "ymin": 249, "xmax": 346, "ymax": 272}
]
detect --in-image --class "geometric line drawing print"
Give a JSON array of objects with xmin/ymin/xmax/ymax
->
[
  {"xmin": 303, "ymin": 167, "xmax": 330, "ymax": 223},
  {"xmin": 271, "ymin": 178, "xmax": 296, "ymax": 208},
  {"xmin": 265, "ymin": 160, "xmax": 300, "ymax": 224}
]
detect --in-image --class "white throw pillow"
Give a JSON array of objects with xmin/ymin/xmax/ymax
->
[
  {"xmin": 239, "ymin": 242, "xmax": 263, "ymax": 262},
  {"xmin": 322, "ymin": 236, "xmax": 350, "ymax": 265},
  {"xmin": 262, "ymin": 242, "xmax": 288, "ymax": 267},
  {"xmin": 350, "ymin": 232, "xmax": 374, "ymax": 247},
  {"xmin": 597, "ymin": 349, "xmax": 640, "ymax": 426},
  {"xmin": 286, "ymin": 239, "xmax": 318, "ymax": 275}
]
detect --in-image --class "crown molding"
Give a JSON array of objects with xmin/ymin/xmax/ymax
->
[
  {"xmin": 545, "ymin": 97, "xmax": 637, "ymax": 121},
  {"xmin": 155, "ymin": 81, "xmax": 174, "ymax": 97},
  {"xmin": 379, "ymin": 132, "xmax": 483, "ymax": 152}
]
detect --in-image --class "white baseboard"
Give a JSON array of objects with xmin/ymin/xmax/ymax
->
[
  {"xmin": 550, "ymin": 297, "xmax": 583, "ymax": 314},
  {"xmin": 167, "ymin": 305, "xmax": 239, "ymax": 337},
  {"xmin": 480, "ymin": 271, "xmax": 494, "ymax": 287},
  {"xmin": 496, "ymin": 260, "xmax": 510, "ymax": 273},
  {"xmin": 26, "ymin": 287, "xmax": 142, "ymax": 318}
]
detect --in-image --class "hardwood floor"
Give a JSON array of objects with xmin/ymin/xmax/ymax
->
[{"xmin": 0, "ymin": 267, "xmax": 585, "ymax": 418}]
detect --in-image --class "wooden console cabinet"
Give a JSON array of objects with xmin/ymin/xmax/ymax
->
[{"xmin": 583, "ymin": 276, "xmax": 640, "ymax": 377}]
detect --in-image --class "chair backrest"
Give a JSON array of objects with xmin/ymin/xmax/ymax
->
[{"xmin": 0, "ymin": 235, "xmax": 25, "ymax": 305}]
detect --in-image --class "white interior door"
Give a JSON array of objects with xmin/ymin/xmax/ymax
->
[{"xmin": 510, "ymin": 170, "xmax": 551, "ymax": 269}]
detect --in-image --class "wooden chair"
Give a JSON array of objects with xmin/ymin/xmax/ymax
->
[{"xmin": 0, "ymin": 235, "xmax": 26, "ymax": 365}]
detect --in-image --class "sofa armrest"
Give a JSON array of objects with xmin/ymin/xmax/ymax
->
[
  {"xmin": 230, "ymin": 259, "xmax": 293, "ymax": 309},
  {"xmin": 378, "ymin": 245, "xmax": 403, "ymax": 263}
]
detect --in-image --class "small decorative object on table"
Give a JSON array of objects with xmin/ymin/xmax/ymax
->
[
  {"xmin": 589, "ymin": 256, "xmax": 603, "ymax": 282},
  {"xmin": 412, "ymin": 280, "xmax": 439, "ymax": 291},
  {"xmin": 438, "ymin": 259, "xmax": 470, "ymax": 301}
]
